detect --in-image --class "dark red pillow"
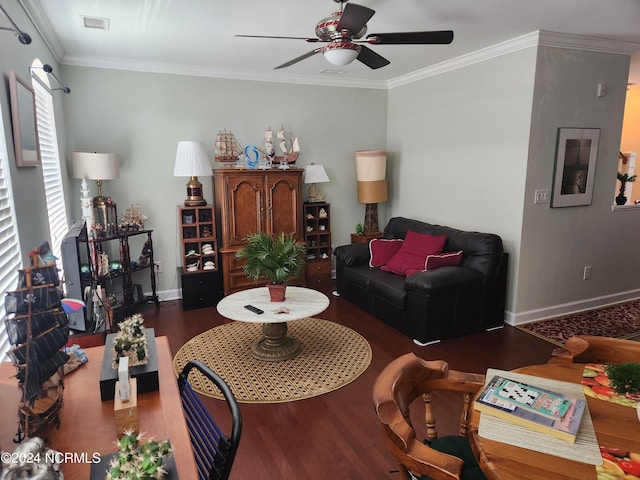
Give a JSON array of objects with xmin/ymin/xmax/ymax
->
[
  {"xmin": 382, "ymin": 230, "xmax": 447, "ymax": 276},
  {"xmin": 369, "ymin": 239, "xmax": 403, "ymax": 267},
  {"xmin": 424, "ymin": 250, "xmax": 463, "ymax": 270}
]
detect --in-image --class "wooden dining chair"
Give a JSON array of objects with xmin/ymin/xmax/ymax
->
[
  {"xmin": 372, "ymin": 352, "xmax": 487, "ymax": 480},
  {"xmin": 178, "ymin": 360, "xmax": 242, "ymax": 480},
  {"xmin": 548, "ymin": 335, "xmax": 640, "ymax": 364}
]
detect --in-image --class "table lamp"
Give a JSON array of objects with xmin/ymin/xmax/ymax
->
[
  {"xmin": 72, "ymin": 151, "xmax": 120, "ymax": 231},
  {"xmin": 174, "ymin": 141, "xmax": 212, "ymax": 206},
  {"xmin": 304, "ymin": 164, "xmax": 330, "ymax": 203},
  {"xmin": 355, "ymin": 150, "xmax": 388, "ymax": 235}
]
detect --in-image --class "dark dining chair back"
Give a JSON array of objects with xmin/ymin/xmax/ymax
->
[{"xmin": 178, "ymin": 360, "xmax": 242, "ymax": 480}]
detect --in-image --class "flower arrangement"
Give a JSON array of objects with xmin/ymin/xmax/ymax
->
[
  {"xmin": 112, "ymin": 314, "xmax": 148, "ymax": 369},
  {"xmin": 106, "ymin": 431, "xmax": 172, "ymax": 480}
]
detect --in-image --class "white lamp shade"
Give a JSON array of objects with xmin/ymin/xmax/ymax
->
[
  {"xmin": 356, "ymin": 150, "xmax": 387, "ymax": 181},
  {"xmin": 356, "ymin": 149, "xmax": 388, "ymax": 203},
  {"xmin": 72, "ymin": 152, "xmax": 119, "ymax": 180},
  {"xmin": 304, "ymin": 164, "xmax": 330, "ymax": 184},
  {"xmin": 174, "ymin": 141, "xmax": 212, "ymax": 177},
  {"xmin": 323, "ymin": 43, "xmax": 361, "ymax": 66}
]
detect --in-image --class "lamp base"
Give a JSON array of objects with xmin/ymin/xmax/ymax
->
[
  {"xmin": 363, "ymin": 203, "xmax": 379, "ymax": 235},
  {"xmin": 184, "ymin": 176, "xmax": 207, "ymax": 206}
]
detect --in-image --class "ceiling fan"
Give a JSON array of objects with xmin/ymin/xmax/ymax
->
[{"xmin": 236, "ymin": 0, "xmax": 453, "ymax": 70}]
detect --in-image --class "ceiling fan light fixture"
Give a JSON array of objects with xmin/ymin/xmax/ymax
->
[{"xmin": 322, "ymin": 42, "xmax": 360, "ymax": 66}]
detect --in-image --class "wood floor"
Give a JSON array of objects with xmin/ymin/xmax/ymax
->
[{"xmin": 117, "ymin": 285, "xmax": 557, "ymax": 480}]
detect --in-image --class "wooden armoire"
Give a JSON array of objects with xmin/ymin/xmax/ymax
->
[{"xmin": 213, "ymin": 168, "xmax": 305, "ymax": 295}]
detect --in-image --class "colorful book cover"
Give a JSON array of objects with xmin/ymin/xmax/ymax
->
[
  {"xmin": 474, "ymin": 375, "xmax": 586, "ymax": 443},
  {"xmin": 493, "ymin": 376, "xmax": 573, "ymax": 419}
]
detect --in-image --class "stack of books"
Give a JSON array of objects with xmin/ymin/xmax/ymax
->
[{"xmin": 474, "ymin": 375, "xmax": 587, "ymax": 443}]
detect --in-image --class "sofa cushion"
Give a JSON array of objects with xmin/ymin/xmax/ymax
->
[
  {"xmin": 383, "ymin": 230, "xmax": 447, "ymax": 276},
  {"xmin": 369, "ymin": 239, "xmax": 403, "ymax": 267},
  {"xmin": 425, "ymin": 251, "xmax": 464, "ymax": 270},
  {"xmin": 368, "ymin": 269, "xmax": 407, "ymax": 310}
]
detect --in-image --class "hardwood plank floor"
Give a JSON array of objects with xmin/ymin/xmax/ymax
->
[{"xmin": 123, "ymin": 285, "xmax": 556, "ymax": 480}]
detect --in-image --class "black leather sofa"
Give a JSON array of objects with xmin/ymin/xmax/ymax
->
[{"xmin": 334, "ymin": 217, "xmax": 508, "ymax": 344}]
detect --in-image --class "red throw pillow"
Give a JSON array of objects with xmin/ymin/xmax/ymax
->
[
  {"xmin": 369, "ymin": 239, "xmax": 403, "ymax": 267},
  {"xmin": 424, "ymin": 250, "xmax": 463, "ymax": 270},
  {"xmin": 382, "ymin": 230, "xmax": 447, "ymax": 276}
]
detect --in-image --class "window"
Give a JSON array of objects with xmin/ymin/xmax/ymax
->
[
  {"xmin": 31, "ymin": 62, "xmax": 69, "ymax": 270},
  {"xmin": 0, "ymin": 104, "xmax": 23, "ymax": 361}
]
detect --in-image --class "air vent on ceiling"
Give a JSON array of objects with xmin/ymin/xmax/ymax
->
[
  {"xmin": 82, "ymin": 16, "xmax": 110, "ymax": 31},
  {"xmin": 317, "ymin": 69, "xmax": 346, "ymax": 75}
]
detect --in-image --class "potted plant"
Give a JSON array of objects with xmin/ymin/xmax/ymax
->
[
  {"xmin": 606, "ymin": 362, "xmax": 640, "ymax": 400},
  {"xmin": 106, "ymin": 431, "xmax": 173, "ymax": 480},
  {"xmin": 236, "ymin": 232, "xmax": 306, "ymax": 301},
  {"xmin": 616, "ymin": 171, "xmax": 637, "ymax": 205}
]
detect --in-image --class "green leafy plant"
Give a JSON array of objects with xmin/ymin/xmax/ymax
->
[
  {"xmin": 605, "ymin": 362, "xmax": 640, "ymax": 396},
  {"xmin": 355, "ymin": 223, "xmax": 363, "ymax": 235},
  {"xmin": 236, "ymin": 232, "xmax": 306, "ymax": 285},
  {"xmin": 107, "ymin": 431, "xmax": 172, "ymax": 480}
]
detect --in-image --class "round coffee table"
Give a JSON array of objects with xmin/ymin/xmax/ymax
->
[{"xmin": 216, "ymin": 286, "xmax": 330, "ymax": 361}]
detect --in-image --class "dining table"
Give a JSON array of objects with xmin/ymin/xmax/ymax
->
[
  {"xmin": 469, "ymin": 362, "xmax": 640, "ymax": 480},
  {"xmin": 0, "ymin": 336, "xmax": 198, "ymax": 480}
]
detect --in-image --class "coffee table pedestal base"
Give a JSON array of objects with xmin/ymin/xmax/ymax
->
[{"xmin": 251, "ymin": 322, "xmax": 300, "ymax": 361}]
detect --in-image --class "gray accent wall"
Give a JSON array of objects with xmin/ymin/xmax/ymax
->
[{"xmin": 60, "ymin": 66, "xmax": 388, "ymax": 296}]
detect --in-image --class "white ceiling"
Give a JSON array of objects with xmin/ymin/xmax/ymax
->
[{"xmin": 19, "ymin": 0, "xmax": 640, "ymax": 89}]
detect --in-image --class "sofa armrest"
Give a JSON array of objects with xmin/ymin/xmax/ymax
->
[
  {"xmin": 404, "ymin": 267, "xmax": 483, "ymax": 291},
  {"xmin": 334, "ymin": 243, "xmax": 370, "ymax": 267}
]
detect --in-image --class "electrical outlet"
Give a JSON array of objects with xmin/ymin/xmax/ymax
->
[
  {"xmin": 534, "ymin": 189, "xmax": 550, "ymax": 204},
  {"xmin": 583, "ymin": 266, "xmax": 591, "ymax": 280},
  {"xmin": 154, "ymin": 260, "xmax": 162, "ymax": 273}
]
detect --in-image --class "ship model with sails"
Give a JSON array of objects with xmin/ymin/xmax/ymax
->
[
  {"xmin": 262, "ymin": 126, "xmax": 300, "ymax": 169},
  {"xmin": 4, "ymin": 247, "xmax": 70, "ymax": 441},
  {"xmin": 214, "ymin": 129, "xmax": 243, "ymax": 163}
]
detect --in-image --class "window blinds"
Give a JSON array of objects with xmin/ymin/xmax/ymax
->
[{"xmin": 0, "ymin": 106, "xmax": 22, "ymax": 361}]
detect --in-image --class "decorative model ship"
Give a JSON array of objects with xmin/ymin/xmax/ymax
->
[
  {"xmin": 260, "ymin": 126, "xmax": 300, "ymax": 169},
  {"xmin": 4, "ymin": 248, "xmax": 69, "ymax": 441},
  {"xmin": 214, "ymin": 129, "xmax": 243, "ymax": 163},
  {"xmin": 275, "ymin": 126, "xmax": 300, "ymax": 165},
  {"xmin": 119, "ymin": 204, "xmax": 148, "ymax": 231}
]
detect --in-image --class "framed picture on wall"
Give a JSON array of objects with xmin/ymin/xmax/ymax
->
[
  {"xmin": 551, "ymin": 128, "xmax": 600, "ymax": 208},
  {"xmin": 8, "ymin": 70, "xmax": 41, "ymax": 168}
]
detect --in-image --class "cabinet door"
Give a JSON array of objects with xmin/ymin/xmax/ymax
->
[
  {"xmin": 265, "ymin": 172, "xmax": 302, "ymax": 239},
  {"xmin": 225, "ymin": 173, "xmax": 265, "ymax": 246}
]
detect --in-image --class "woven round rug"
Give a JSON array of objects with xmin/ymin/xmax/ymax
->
[{"xmin": 173, "ymin": 318, "xmax": 372, "ymax": 403}]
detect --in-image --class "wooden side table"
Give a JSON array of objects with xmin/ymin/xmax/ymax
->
[{"xmin": 351, "ymin": 232, "xmax": 383, "ymax": 244}]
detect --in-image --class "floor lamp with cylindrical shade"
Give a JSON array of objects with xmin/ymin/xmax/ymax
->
[{"xmin": 356, "ymin": 150, "xmax": 388, "ymax": 235}]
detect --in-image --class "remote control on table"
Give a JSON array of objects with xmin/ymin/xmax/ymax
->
[{"xmin": 244, "ymin": 304, "xmax": 264, "ymax": 314}]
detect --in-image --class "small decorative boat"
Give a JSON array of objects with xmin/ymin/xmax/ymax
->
[{"xmin": 214, "ymin": 129, "xmax": 243, "ymax": 163}]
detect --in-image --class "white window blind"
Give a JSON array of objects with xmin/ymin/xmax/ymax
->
[
  {"xmin": 0, "ymin": 105, "xmax": 23, "ymax": 361},
  {"xmin": 32, "ymin": 75, "xmax": 69, "ymax": 270}
]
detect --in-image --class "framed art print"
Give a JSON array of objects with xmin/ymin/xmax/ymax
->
[{"xmin": 551, "ymin": 128, "xmax": 600, "ymax": 208}]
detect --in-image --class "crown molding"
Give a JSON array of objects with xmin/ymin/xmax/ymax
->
[
  {"xmin": 388, "ymin": 30, "xmax": 640, "ymax": 89},
  {"xmin": 60, "ymin": 54, "xmax": 388, "ymax": 90},
  {"xmin": 18, "ymin": 0, "xmax": 65, "ymax": 61}
]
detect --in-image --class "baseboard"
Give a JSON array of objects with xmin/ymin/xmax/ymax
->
[{"xmin": 506, "ymin": 288, "xmax": 640, "ymax": 326}]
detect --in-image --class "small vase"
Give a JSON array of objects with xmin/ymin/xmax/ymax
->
[
  {"xmin": 616, "ymin": 194, "xmax": 628, "ymax": 205},
  {"xmin": 268, "ymin": 284, "xmax": 286, "ymax": 302}
]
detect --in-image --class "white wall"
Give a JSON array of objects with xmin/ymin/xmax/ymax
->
[
  {"xmin": 60, "ymin": 66, "xmax": 388, "ymax": 295},
  {"xmin": 386, "ymin": 47, "xmax": 538, "ymax": 315}
]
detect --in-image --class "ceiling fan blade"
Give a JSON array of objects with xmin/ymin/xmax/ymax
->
[
  {"xmin": 357, "ymin": 45, "xmax": 390, "ymax": 70},
  {"xmin": 365, "ymin": 30, "xmax": 454, "ymax": 45},
  {"xmin": 236, "ymin": 34, "xmax": 320, "ymax": 43},
  {"xmin": 336, "ymin": 3, "xmax": 375, "ymax": 35},
  {"xmin": 275, "ymin": 49, "xmax": 321, "ymax": 69}
]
